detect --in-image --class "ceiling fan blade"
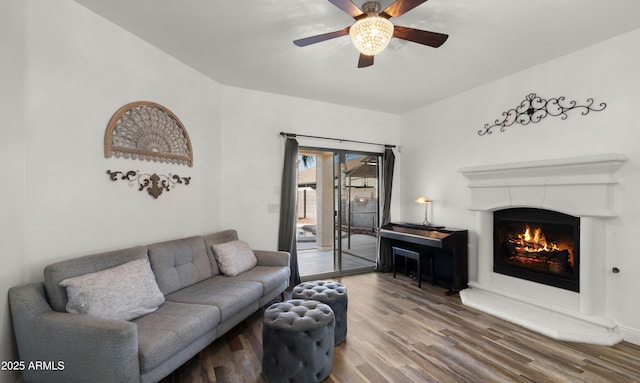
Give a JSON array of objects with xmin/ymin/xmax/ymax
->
[
  {"xmin": 328, "ymin": 0, "xmax": 364, "ymax": 18},
  {"xmin": 358, "ymin": 54, "xmax": 374, "ymax": 68},
  {"xmin": 393, "ymin": 25, "xmax": 448, "ymax": 47},
  {"xmin": 381, "ymin": 0, "xmax": 429, "ymax": 18},
  {"xmin": 293, "ymin": 27, "xmax": 350, "ymax": 47}
]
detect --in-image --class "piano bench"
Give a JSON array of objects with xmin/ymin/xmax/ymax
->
[{"xmin": 392, "ymin": 246, "xmax": 434, "ymax": 288}]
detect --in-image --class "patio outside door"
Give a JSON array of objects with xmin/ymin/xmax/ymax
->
[{"xmin": 297, "ymin": 148, "xmax": 380, "ymax": 279}]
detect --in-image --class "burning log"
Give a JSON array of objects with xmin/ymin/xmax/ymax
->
[
  {"xmin": 505, "ymin": 225, "xmax": 573, "ymax": 273},
  {"xmin": 510, "ymin": 248, "xmax": 573, "ymax": 273}
]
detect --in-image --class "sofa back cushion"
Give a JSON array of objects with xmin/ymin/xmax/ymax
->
[
  {"xmin": 44, "ymin": 245, "xmax": 149, "ymax": 312},
  {"xmin": 147, "ymin": 236, "xmax": 213, "ymax": 295}
]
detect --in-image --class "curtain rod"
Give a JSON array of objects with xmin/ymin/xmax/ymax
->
[{"xmin": 279, "ymin": 132, "xmax": 395, "ymax": 148}]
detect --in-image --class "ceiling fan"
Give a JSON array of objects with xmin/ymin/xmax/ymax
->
[{"xmin": 293, "ymin": 0, "xmax": 448, "ymax": 68}]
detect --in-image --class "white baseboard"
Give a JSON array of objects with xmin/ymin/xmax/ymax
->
[{"xmin": 619, "ymin": 325, "xmax": 640, "ymax": 346}]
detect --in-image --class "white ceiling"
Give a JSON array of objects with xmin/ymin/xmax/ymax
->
[{"xmin": 73, "ymin": 0, "xmax": 640, "ymax": 115}]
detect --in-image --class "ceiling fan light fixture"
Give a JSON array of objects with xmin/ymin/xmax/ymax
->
[
  {"xmin": 349, "ymin": 16, "xmax": 394, "ymax": 56},
  {"xmin": 293, "ymin": 0, "xmax": 449, "ymax": 68}
]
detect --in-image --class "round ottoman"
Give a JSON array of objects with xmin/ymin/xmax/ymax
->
[
  {"xmin": 292, "ymin": 281, "xmax": 348, "ymax": 345},
  {"xmin": 262, "ymin": 299, "xmax": 335, "ymax": 383}
]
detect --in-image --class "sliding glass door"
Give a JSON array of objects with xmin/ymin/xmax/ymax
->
[{"xmin": 297, "ymin": 148, "xmax": 381, "ymax": 279}]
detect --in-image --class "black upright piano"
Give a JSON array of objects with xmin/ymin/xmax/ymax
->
[{"xmin": 379, "ymin": 222, "xmax": 468, "ymax": 295}]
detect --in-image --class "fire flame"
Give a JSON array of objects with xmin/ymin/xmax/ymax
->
[
  {"xmin": 504, "ymin": 224, "xmax": 574, "ymax": 270},
  {"xmin": 515, "ymin": 225, "xmax": 561, "ymax": 253}
]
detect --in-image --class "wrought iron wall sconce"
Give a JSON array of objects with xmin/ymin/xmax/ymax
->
[
  {"xmin": 107, "ymin": 170, "xmax": 191, "ymax": 199},
  {"xmin": 478, "ymin": 93, "xmax": 607, "ymax": 136}
]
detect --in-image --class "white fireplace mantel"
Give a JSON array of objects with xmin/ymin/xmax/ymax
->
[
  {"xmin": 459, "ymin": 153, "xmax": 628, "ymax": 217},
  {"xmin": 458, "ymin": 153, "xmax": 628, "ymax": 345}
]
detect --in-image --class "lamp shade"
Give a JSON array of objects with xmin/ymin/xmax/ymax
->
[
  {"xmin": 349, "ymin": 16, "xmax": 394, "ymax": 56},
  {"xmin": 415, "ymin": 197, "xmax": 430, "ymax": 204}
]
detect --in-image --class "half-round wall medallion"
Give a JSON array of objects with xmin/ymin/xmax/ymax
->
[{"xmin": 105, "ymin": 101, "xmax": 193, "ymax": 166}]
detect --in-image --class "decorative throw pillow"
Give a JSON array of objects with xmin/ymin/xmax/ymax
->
[
  {"xmin": 59, "ymin": 258, "xmax": 165, "ymax": 321},
  {"xmin": 211, "ymin": 240, "xmax": 257, "ymax": 277}
]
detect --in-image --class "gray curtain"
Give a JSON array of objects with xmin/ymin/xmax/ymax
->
[
  {"xmin": 376, "ymin": 147, "xmax": 395, "ymax": 272},
  {"xmin": 278, "ymin": 137, "xmax": 301, "ymax": 287}
]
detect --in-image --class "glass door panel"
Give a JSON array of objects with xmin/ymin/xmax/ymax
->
[
  {"xmin": 296, "ymin": 149, "xmax": 380, "ymax": 279},
  {"xmin": 338, "ymin": 153, "xmax": 379, "ymax": 273}
]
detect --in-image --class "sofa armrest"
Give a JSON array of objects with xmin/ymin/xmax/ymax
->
[
  {"xmin": 9, "ymin": 283, "xmax": 139, "ymax": 383},
  {"xmin": 254, "ymin": 250, "xmax": 290, "ymax": 267}
]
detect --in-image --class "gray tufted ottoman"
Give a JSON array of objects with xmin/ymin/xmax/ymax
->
[
  {"xmin": 292, "ymin": 281, "xmax": 348, "ymax": 345},
  {"xmin": 262, "ymin": 299, "xmax": 335, "ymax": 383}
]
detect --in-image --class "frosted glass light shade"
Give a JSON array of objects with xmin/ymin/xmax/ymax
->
[{"xmin": 349, "ymin": 17, "xmax": 394, "ymax": 56}]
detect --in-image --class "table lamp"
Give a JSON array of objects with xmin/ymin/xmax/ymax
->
[{"xmin": 415, "ymin": 197, "xmax": 431, "ymax": 226}]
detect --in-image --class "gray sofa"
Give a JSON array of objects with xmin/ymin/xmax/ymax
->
[{"xmin": 8, "ymin": 229, "xmax": 290, "ymax": 383}]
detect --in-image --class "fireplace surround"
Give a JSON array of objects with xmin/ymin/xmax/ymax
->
[{"xmin": 459, "ymin": 153, "xmax": 627, "ymax": 345}]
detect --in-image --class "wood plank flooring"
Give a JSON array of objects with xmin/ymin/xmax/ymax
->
[{"xmin": 162, "ymin": 272, "xmax": 640, "ymax": 383}]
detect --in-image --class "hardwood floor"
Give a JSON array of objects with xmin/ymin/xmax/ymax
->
[{"xmin": 163, "ymin": 272, "xmax": 640, "ymax": 383}]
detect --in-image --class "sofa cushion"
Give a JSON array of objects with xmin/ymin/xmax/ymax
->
[
  {"xmin": 165, "ymin": 277, "xmax": 262, "ymax": 322},
  {"xmin": 60, "ymin": 258, "xmax": 165, "ymax": 321},
  {"xmin": 211, "ymin": 240, "xmax": 257, "ymax": 277},
  {"xmin": 44, "ymin": 245, "xmax": 149, "ymax": 312},
  {"xmin": 133, "ymin": 301, "xmax": 220, "ymax": 373},
  {"xmin": 232, "ymin": 265, "xmax": 291, "ymax": 296},
  {"xmin": 148, "ymin": 236, "xmax": 213, "ymax": 295},
  {"xmin": 203, "ymin": 230, "xmax": 240, "ymax": 275}
]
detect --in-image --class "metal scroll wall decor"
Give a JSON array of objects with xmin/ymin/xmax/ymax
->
[
  {"xmin": 104, "ymin": 101, "xmax": 193, "ymax": 198},
  {"xmin": 478, "ymin": 93, "xmax": 607, "ymax": 136},
  {"xmin": 107, "ymin": 170, "xmax": 191, "ymax": 199}
]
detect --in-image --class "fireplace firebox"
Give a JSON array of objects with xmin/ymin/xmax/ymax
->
[{"xmin": 493, "ymin": 208, "xmax": 580, "ymax": 292}]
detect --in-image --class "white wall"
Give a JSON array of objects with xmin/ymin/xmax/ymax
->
[
  {"xmin": 21, "ymin": 0, "xmax": 224, "ymax": 267},
  {"xmin": 1, "ymin": 1, "xmax": 223, "ymax": 381},
  {"xmin": 219, "ymin": 86, "xmax": 401, "ymax": 250},
  {"xmin": 1, "ymin": 2, "xmax": 26, "ymax": 382},
  {"xmin": 398, "ymin": 28, "xmax": 640, "ymax": 343}
]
